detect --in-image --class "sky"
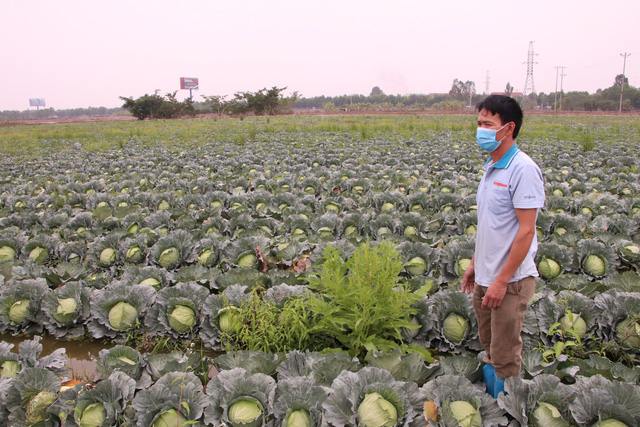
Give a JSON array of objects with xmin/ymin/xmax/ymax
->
[{"xmin": 1, "ymin": 0, "xmax": 638, "ymax": 110}]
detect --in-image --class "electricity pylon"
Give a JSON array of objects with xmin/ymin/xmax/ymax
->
[{"xmin": 523, "ymin": 41, "xmax": 537, "ymax": 97}]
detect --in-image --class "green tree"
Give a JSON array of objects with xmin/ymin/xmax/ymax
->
[
  {"xmin": 155, "ymin": 91, "xmax": 193, "ymax": 118},
  {"xmin": 201, "ymin": 95, "xmax": 228, "ymax": 116},
  {"xmin": 449, "ymin": 79, "xmax": 475, "ymax": 105},
  {"xmin": 120, "ymin": 91, "xmax": 194, "ymax": 120},
  {"xmin": 120, "ymin": 92, "xmax": 165, "ymax": 120},
  {"xmin": 231, "ymin": 86, "xmax": 298, "ymax": 116},
  {"xmin": 323, "ymin": 102, "xmax": 338, "ymax": 112},
  {"xmin": 614, "ymin": 73, "xmax": 629, "ymax": 88},
  {"xmin": 370, "ymin": 86, "xmax": 384, "ymax": 96}
]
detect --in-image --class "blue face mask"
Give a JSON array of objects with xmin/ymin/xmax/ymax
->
[{"xmin": 476, "ymin": 124, "xmax": 508, "ymax": 152}]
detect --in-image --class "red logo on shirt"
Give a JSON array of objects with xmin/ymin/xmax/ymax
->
[{"xmin": 493, "ymin": 181, "xmax": 507, "ymax": 188}]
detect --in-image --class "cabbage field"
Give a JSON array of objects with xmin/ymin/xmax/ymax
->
[{"xmin": 0, "ymin": 114, "xmax": 640, "ymax": 425}]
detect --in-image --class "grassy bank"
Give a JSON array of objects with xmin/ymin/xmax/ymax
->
[{"xmin": 1, "ymin": 114, "xmax": 639, "ymax": 156}]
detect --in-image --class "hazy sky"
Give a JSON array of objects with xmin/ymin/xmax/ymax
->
[{"xmin": 2, "ymin": 0, "xmax": 638, "ymax": 110}]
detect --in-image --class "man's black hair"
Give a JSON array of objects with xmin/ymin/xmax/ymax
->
[{"xmin": 476, "ymin": 95, "xmax": 524, "ymax": 139}]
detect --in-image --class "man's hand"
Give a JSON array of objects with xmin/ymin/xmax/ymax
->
[
  {"xmin": 481, "ymin": 280, "xmax": 508, "ymax": 308},
  {"xmin": 461, "ymin": 256, "xmax": 475, "ymax": 294}
]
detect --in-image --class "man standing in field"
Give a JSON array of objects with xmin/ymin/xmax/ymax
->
[{"xmin": 461, "ymin": 95, "xmax": 545, "ymax": 398}]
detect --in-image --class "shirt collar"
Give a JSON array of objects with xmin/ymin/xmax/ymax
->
[{"xmin": 484, "ymin": 144, "xmax": 520, "ymax": 169}]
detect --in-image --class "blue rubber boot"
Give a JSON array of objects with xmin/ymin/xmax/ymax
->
[
  {"xmin": 493, "ymin": 376, "xmax": 506, "ymax": 399},
  {"xmin": 482, "ymin": 364, "xmax": 496, "ymax": 397}
]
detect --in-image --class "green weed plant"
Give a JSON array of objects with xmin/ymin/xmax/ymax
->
[
  {"xmin": 222, "ymin": 289, "xmax": 325, "ymax": 354},
  {"xmin": 307, "ymin": 241, "xmax": 421, "ymax": 359}
]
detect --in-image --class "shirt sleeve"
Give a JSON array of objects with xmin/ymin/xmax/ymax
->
[{"xmin": 510, "ymin": 161, "xmax": 545, "ymax": 209}]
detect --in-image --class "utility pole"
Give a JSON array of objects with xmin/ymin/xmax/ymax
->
[
  {"xmin": 485, "ymin": 71, "xmax": 490, "ymax": 95},
  {"xmin": 619, "ymin": 53, "xmax": 631, "ymax": 113},
  {"xmin": 554, "ymin": 66, "xmax": 566, "ymax": 111},
  {"xmin": 559, "ymin": 67, "xmax": 567, "ymax": 111}
]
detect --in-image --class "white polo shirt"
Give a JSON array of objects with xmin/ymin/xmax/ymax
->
[{"xmin": 474, "ymin": 144, "xmax": 545, "ymax": 287}]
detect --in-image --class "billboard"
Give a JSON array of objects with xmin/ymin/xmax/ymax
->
[
  {"xmin": 180, "ymin": 77, "xmax": 199, "ymax": 90},
  {"xmin": 29, "ymin": 98, "xmax": 46, "ymax": 107}
]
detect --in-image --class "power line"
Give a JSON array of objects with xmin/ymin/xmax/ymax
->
[{"xmin": 568, "ymin": 52, "xmax": 639, "ymax": 70}]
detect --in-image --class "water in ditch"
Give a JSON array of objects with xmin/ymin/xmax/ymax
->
[
  {"xmin": 0, "ymin": 334, "xmax": 222, "ymax": 380},
  {"xmin": 1, "ymin": 334, "xmax": 113, "ymax": 380}
]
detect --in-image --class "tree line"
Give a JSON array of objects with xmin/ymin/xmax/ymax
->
[
  {"xmin": 297, "ymin": 75, "xmax": 640, "ymax": 113},
  {"xmin": 1, "ymin": 75, "xmax": 638, "ymax": 121},
  {"xmin": 0, "ymin": 106, "xmax": 125, "ymax": 121},
  {"xmin": 534, "ymin": 75, "xmax": 640, "ymax": 111}
]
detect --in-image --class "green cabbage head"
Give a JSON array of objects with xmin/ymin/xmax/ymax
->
[
  {"xmin": 381, "ymin": 202, "xmax": 395, "ymax": 213},
  {"xmin": 139, "ymin": 277, "xmax": 161, "ymax": 289},
  {"xmin": 1, "ymin": 360, "xmax": 20, "ymax": 378},
  {"xmin": 403, "ymin": 225, "xmax": 417, "ymax": 238},
  {"xmin": 592, "ymin": 419, "xmax": 629, "ymax": 427},
  {"xmin": 404, "ymin": 316, "xmax": 421, "ymax": 339},
  {"xmin": 0, "ymin": 246, "xmax": 16, "ymax": 261},
  {"xmin": 158, "ymin": 247, "xmax": 180, "ymax": 268},
  {"xmin": 539, "ymin": 258, "xmax": 562, "ymax": 280},
  {"xmin": 581, "ymin": 207, "xmax": 594, "ymax": 216},
  {"xmin": 79, "ymin": 402, "xmax": 106, "ymax": 427},
  {"xmin": 125, "ymin": 246, "xmax": 143, "ymax": 263},
  {"xmin": 449, "ymin": 401, "xmax": 481, "ymax": 427},
  {"xmin": 345, "ymin": 225, "xmax": 358, "ymax": 236},
  {"xmin": 554, "ymin": 227, "xmax": 567, "ymax": 236},
  {"xmin": 52, "ymin": 298, "xmax": 78, "ymax": 324},
  {"xmin": 325, "ymin": 202, "xmax": 340, "ymax": 213},
  {"xmin": 127, "ymin": 223, "xmax": 139, "ymax": 234},
  {"xmin": 25, "ymin": 390, "xmax": 57, "ymax": 425},
  {"xmin": 218, "ymin": 307, "xmax": 241, "ymax": 334},
  {"xmin": 198, "ymin": 248, "xmax": 215, "ymax": 265},
  {"xmin": 583, "ymin": 255, "xmax": 606, "ymax": 277},
  {"xmin": 108, "ymin": 301, "xmax": 138, "ymax": 331},
  {"xmin": 530, "ymin": 401, "xmax": 569, "ymax": 427},
  {"xmin": 99, "ymin": 248, "xmax": 116, "ymax": 266},
  {"xmin": 318, "ymin": 227, "xmax": 333, "ymax": 237},
  {"xmin": 168, "ymin": 305, "xmax": 196, "ymax": 333},
  {"xmin": 377, "ymin": 227, "xmax": 390, "ymax": 236},
  {"xmin": 153, "ymin": 409, "xmax": 189, "ymax": 427},
  {"xmin": 9, "ymin": 299, "xmax": 30, "ymax": 324},
  {"xmin": 455, "ymin": 258, "xmax": 471, "ymax": 277},
  {"xmin": 405, "ymin": 256, "xmax": 427, "ymax": 276},
  {"xmin": 29, "ymin": 246, "xmax": 48, "ymax": 264},
  {"xmin": 228, "ymin": 397, "xmax": 263, "ymax": 426},
  {"xmin": 237, "ymin": 253, "xmax": 257, "ymax": 268},
  {"xmin": 443, "ymin": 312, "xmax": 469, "ymax": 344},
  {"xmin": 357, "ymin": 392, "xmax": 398, "ymax": 427},
  {"xmin": 560, "ymin": 312, "xmax": 587, "ymax": 339},
  {"xmin": 615, "ymin": 317, "xmax": 640, "ymax": 349},
  {"xmin": 292, "ymin": 228, "xmax": 306, "ymax": 237},
  {"xmin": 286, "ymin": 409, "xmax": 312, "ymax": 427}
]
